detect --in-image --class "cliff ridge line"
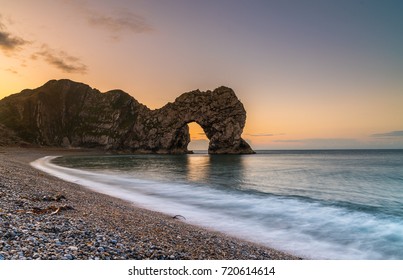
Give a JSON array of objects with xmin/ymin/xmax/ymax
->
[{"xmin": 0, "ymin": 79, "xmax": 254, "ymax": 154}]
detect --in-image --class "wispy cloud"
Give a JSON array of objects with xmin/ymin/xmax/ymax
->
[
  {"xmin": 190, "ymin": 132, "xmax": 208, "ymax": 140},
  {"xmin": 0, "ymin": 15, "xmax": 28, "ymax": 53},
  {"xmin": 246, "ymin": 132, "xmax": 287, "ymax": 137},
  {"xmin": 33, "ymin": 45, "xmax": 88, "ymax": 74},
  {"xmin": 273, "ymin": 139, "xmax": 303, "ymax": 143},
  {"xmin": 273, "ymin": 138, "xmax": 360, "ymax": 148},
  {"xmin": 5, "ymin": 68, "xmax": 18, "ymax": 74},
  {"xmin": 371, "ymin": 130, "xmax": 403, "ymax": 138},
  {"xmin": 63, "ymin": 0, "xmax": 153, "ymax": 39},
  {"xmin": 88, "ymin": 12, "xmax": 153, "ymax": 34},
  {"xmin": 1, "ymin": 14, "xmax": 88, "ymax": 75},
  {"xmin": 0, "ymin": 30, "xmax": 27, "ymax": 51},
  {"xmin": 246, "ymin": 133, "xmax": 274, "ymax": 137}
]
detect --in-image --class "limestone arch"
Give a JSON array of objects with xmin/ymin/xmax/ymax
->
[
  {"xmin": 0, "ymin": 80, "xmax": 254, "ymax": 154},
  {"xmin": 160, "ymin": 86, "xmax": 254, "ymax": 154}
]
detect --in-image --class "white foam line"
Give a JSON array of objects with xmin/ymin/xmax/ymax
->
[
  {"xmin": 30, "ymin": 156, "xmax": 402, "ymax": 260},
  {"xmin": 30, "ymin": 156, "xmax": 188, "ymax": 212},
  {"xmin": 31, "ymin": 156, "xmax": 314, "ymax": 257}
]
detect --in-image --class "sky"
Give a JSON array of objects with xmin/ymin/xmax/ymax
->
[{"xmin": 0, "ymin": 0, "xmax": 402, "ymax": 149}]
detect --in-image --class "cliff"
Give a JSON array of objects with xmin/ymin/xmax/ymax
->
[{"xmin": 0, "ymin": 79, "xmax": 254, "ymax": 154}]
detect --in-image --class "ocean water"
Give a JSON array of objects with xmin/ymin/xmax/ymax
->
[{"xmin": 31, "ymin": 150, "xmax": 403, "ymax": 259}]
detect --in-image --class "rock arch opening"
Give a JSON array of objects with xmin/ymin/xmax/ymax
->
[{"xmin": 187, "ymin": 122, "xmax": 209, "ymax": 153}]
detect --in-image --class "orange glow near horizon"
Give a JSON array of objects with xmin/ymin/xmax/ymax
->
[
  {"xmin": 187, "ymin": 122, "xmax": 207, "ymax": 141},
  {"xmin": 187, "ymin": 122, "xmax": 208, "ymax": 151},
  {"xmin": 1, "ymin": 0, "xmax": 402, "ymax": 149}
]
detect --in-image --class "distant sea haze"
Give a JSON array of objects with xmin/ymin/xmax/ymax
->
[{"xmin": 31, "ymin": 149, "xmax": 403, "ymax": 259}]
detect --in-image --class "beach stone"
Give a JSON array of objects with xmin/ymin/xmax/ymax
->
[
  {"xmin": 64, "ymin": 254, "xmax": 73, "ymax": 260},
  {"xmin": 0, "ymin": 79, "xmax": 254, "ymax": 154},
  {"xmin": 26, "ymin": 237, "xmax": 37, "ymax": 243},
  {"xmin": 3, "ymin": 230, "xmax": 16, "ymax": 239}
]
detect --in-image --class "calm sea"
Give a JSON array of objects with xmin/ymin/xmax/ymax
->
[{"xmin": 31, "ymin": 150, "xmax": 403, "ymax": 259}]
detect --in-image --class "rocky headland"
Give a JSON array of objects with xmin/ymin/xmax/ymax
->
[{"xmin": 0, "ymin": 80, "xmax": 254, "ymax": 154}]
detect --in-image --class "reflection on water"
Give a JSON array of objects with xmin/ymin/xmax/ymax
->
[
  {"xmin": 54, "ymin": 154, "xmax": 248, "ymax": 191},
  {"xmin": 186, "ymin": 155, "xmax": 210, "ymax": 182},
  {"xmin": 45, "ymin": 150, "xmax": 403, "ymax": 259},
  {"xmin": 185, "ymin": 155, "xmax": 246, "ymax": 190}
]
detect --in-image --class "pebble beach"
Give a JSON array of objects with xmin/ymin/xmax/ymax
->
[{"xmin": 0, "ymin": 148, "xmax": 300, "ymax": 260}]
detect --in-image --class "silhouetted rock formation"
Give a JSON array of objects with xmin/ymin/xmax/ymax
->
[{"xmin": 0, "ymin": 79, "xmax": 254, "ymax": 154}]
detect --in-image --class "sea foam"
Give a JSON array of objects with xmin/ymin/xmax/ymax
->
[{"xmin": 31, "ymin": 153, "xmax": 403, "ymax": 259}]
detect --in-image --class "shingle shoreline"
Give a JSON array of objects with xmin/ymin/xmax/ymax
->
[{"xmin": 0, "ymin": 147, "xmax": 300, "ymax": 260}]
